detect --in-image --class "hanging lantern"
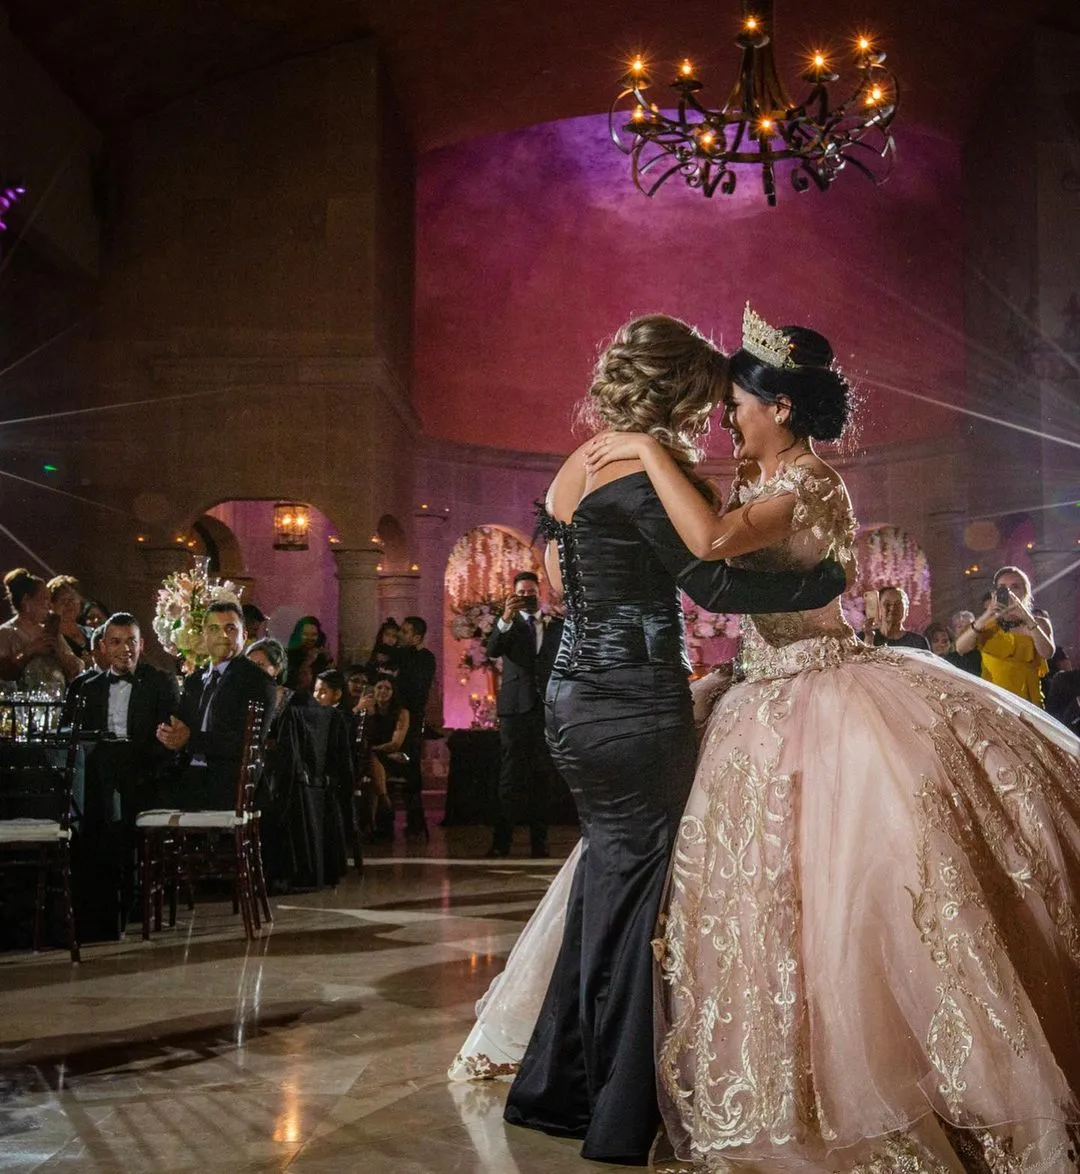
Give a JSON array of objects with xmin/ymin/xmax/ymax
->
[{"xmin": 273, "ymin": 501, "xmax": 310, "ymax": 551}]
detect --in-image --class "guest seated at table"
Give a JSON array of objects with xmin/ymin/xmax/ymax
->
[
  {"xmin": 242, "ymin": 602, "xmax": 268, "ymax": 648},
  {"xmin": 154, "ymin": 601, "xmax": 276, "ymax": 809},
  {"xmin": 65, "ymin": 612, "xmax": 182, "ymax": 934},
  {"xmin": 346, "ymin": 664, "xmax": 370, "ymax": 709},
  {"xmin": 0, "ymin": 567, "xmax": 84, "ymax": 688},
  {"xmin": 65, "ymin": 624, "xmax": 110, "ymax": 709},
  {"xmin": 47, "ymin": 575, "xmax": 94, "ymax": 670},
  {"xmin": 79, "ymin": 598, "xmax": 110, "ymax": 630},
  {"xmin": 313, "ymin": 668, "xmax": 348, "ymax": 713},
  {"xmin": 365, "ymin": 644, "xmax": 400, "ymax": 683},
  {"xmin": 285, "ymin": 614, "xmax": 333, "ymax": 694},
  {"xmin": 356, "ymin": 677, "xmax": 410, "ymax": 839},
  {"xmin": 246, "ymin": 637, "xmax": 310, "ymax": 730}
]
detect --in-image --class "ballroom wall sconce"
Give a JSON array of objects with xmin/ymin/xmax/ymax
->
[{"xmin": 273, "ymin": 502, "xmax": 310, "ymax": 551}]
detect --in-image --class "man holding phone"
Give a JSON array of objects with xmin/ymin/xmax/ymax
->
[
  {"xmin": 954, "ymin": 566, "xmax": 1054, "ymax": 704},
  {"xmin": 862, "ymin": 585, "xmax": 929, "ymax": 650},
  {"xmin": 484, "ymin": 570, "xmax": 564, "ymax": 858}
]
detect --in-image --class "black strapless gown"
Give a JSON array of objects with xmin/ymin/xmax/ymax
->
[{"xmin": 503, "ymin": 472, "xmax": 848, "ymax": 1165}]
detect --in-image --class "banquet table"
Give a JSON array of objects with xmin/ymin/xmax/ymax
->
[
  {"xmin": 442, "ymin": 728, "xmax": 578, "ymax": 827},
  {"xmin": 0, "ymin": 733, "xmax": 125, "ymax": 945}
]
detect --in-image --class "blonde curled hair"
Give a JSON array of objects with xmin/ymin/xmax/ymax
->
[{"xmin": 575, "ymin": 315, "xmax": 727, "ymax": 471}]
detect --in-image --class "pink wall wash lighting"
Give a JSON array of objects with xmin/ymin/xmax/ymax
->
[
  {"xmin": 610, "ymin": 0, "xmax": 898, "ymax": 206},
  {"xmin": 272, "ymin": 502, "xmax": 310, "ymax": 551},
  {"xmin": 0, "ymin": 185, "xmax": 27, "ymax": 232}
]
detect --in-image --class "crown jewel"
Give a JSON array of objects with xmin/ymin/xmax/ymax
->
[{"xmin": 741, "ymin": 304, "xmax": 797, "ymax": 369}]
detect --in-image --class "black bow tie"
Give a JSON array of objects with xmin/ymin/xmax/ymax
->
[{"xmin": 109, "ymin": 672, "xmax": 134, "ymax": 685}]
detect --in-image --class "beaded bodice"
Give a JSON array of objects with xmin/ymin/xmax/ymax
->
[
  {"xmin": 537, "ymin": 472, "xmax": 691, "ymax": 676},
  {"xmin": 730, "ymin": 463, "xmax": 862, "ymax": 682}
]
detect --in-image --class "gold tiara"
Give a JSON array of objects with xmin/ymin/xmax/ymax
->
[{"xmin": 742, "ymin": 303, "xmax": 797, "ymax": 369}]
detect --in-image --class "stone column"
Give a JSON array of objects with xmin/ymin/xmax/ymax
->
[
  {"xmin": 137, "ymin": 546, "xmax": 194, "ymax": 666},
  {"xmin": 923, "ymin": 509, "xmax": 966, "ymax": 626},
  {"xmin": 377, "ymin": 572, "xmax": 420, "ymax": 627},
  {"xmin": 333, "ymin": 548, "xmax": 382, "ymax": 665}
]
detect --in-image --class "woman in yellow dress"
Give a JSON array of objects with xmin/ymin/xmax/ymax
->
[{"xmin": 954, "ymin": 566, "xmax": 1052, "ymax": 705}]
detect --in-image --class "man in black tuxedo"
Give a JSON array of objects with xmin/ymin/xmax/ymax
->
[
  {"xmin": 156, "ymin": 600, "xmax": 275, "ymax": 809},
  {"xmin": 62, "ymin": 612, "xmax": 181, "ymax": 936},
  {"xmin": 485, "ymin": 571, "xmax": 564, "ymax": 858}
]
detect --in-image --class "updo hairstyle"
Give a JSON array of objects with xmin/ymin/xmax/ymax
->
[
  {"xmin": 4, "ymin": 568, "xmax": 44, "ymax": 612},
  {"xmin": 729, "ymin": 326, "xmax": 851, "ymax": 441},
  {"xmin": 577, "ymin": 315, "xmax": 727, "ymax": 468}
]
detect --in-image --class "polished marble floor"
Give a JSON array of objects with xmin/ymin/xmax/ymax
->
[{"xmin": 0, "ymin": 815, "xmax": 637, "ymax": 1173}]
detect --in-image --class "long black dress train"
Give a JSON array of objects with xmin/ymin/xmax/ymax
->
[{"xmin": 502, "ymin": 471, "xmax": 845, "ymax": 1165}]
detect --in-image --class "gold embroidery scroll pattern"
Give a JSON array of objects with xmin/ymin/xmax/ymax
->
[
  {"xmin": 848, "ymin": 1132, "xmax": 956, "ymax": 1174},
  {"xmin": 909, "ymin": 773, "xmax": 1029, "ymax": 1117},
  {"xmin": 450, "ymin": 1052, "xmax": 519, "ymax": 1080},
  {"xmin": 915, "ymin": 675, "xmax": 1080, "ymax": 968},
  {"xmin": 658, "ymin": 695, "xmax": 810, "ymax": 1152}
]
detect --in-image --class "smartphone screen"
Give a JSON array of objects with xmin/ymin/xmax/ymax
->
[{"xmin": 864, "ymin": 589, "xmax": 879, "ymax": 621}]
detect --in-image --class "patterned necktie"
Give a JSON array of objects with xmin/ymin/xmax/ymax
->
[
  {"xmin": 526, "ymin": 614, "xmax": 538, "ymax": 651},
  {"xmin": 198, "ymin": 669, "xmax": 221, "ymax": 729}
]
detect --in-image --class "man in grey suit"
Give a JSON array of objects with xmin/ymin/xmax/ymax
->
[{"xmin": 485, "ymin": 571, "xmax": 564, "ymax": 858}]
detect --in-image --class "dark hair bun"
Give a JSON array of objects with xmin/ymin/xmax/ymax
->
[
  {"xmin": 784, "ymin": 326, "xmax": 834, "ymax": 369},
  {"xmin": 729, "ymin": 326, "xmax": 851, "ymax": 442}
]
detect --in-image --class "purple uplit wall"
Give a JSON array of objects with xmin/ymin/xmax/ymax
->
[
  {"xmin": 416, "ymin": 113, "xmax": 965, "ymax": 456},
  {"xmin": 207, "ymin": 501, "xmax": 339, "ymax": 654}
]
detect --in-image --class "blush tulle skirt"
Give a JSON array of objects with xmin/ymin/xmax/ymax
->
[{"xmin": 452, "ymin": 649, "xmax": 1080, "ymax": 1172}]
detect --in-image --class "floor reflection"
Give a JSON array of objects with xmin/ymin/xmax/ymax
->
[{"xmin": 0, "ymin": 823, "xmax": 637, "ymax": 1171}]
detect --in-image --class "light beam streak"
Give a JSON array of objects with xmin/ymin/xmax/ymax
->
[
  {"xmin": 0, "ymin": 386, "xmax": 226, "ymax": 429},
  {"xmin": 0, "ymin": 322, "xmax": 83, "ymax": 383},
  {"xmin": 863, "ymin": 379, "xmax": 1080, "ymax": 452},
  {"xmin": 0, "ymin": 469, "xmax": 131, "ymax": 516},
  {"xmin": 1034, "ymin": 552, "xmax": 1080, "ymax": 595},
  {"xmin": 0, "ymin": 522, "xmax": 57, "ymax": 577},
  {"xmin": 967, "ymin": 498, "xmax": 1080, "ymax": 521}
]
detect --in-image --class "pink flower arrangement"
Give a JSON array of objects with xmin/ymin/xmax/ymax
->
[{"xmin": 153, "ymin": 556, "xmax": 243, "ymax": 673}]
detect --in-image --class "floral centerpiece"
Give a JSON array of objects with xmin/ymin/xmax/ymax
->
[{"xmin": 153, "ymin": 555, "xmax": 244, "ymax": 673}]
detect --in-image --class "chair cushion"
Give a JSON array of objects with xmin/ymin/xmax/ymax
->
[
  {"xmin": 0, "ymin": 818, "xmax": 71, "ymax": 842},
  {"xmin": 136, "ymin": 809, "xmax": 251, "ymax": 829}
]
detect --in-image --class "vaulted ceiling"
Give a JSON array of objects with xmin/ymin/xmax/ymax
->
[{"xmin": 4, "ymin": 0, "xmax": 1079, "ymax": 152}]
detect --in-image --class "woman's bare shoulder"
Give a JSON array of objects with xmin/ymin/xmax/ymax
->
[{"xmin": 546, "ymin": 445, "xmax": 590, "ymax": 523}]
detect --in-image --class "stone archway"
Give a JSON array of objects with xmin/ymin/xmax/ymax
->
[{"xmin": 203, "ymin": 500, "xmax": 341, "ymax": 655}]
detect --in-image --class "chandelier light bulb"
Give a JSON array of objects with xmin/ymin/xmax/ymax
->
[
  {"xmin": 680, "ymin": 59, "xmax": 694, "ymax": 76},
  {"xmin": 813, "ymin": 53, "xmax": 825, "ymax": 68},
  {"xmin": 630, "ymin": 56, "xmax": 645, "ymax": 74},
  {"xmin": 632, "ymin": 106, "xmax": 646, "ymax": 122},
  {"xmin": 745, "ymin": 16, "xmax": 758, "ymax": 30}
]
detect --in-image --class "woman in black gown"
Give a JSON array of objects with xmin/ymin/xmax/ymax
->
[{"xmin": 502, "ymin": 316, "xmax": 847, "ymax": 1165}]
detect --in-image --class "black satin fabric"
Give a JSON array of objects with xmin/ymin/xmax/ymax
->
[
  {"xmin": 506, "ymin": 472, "xmax": 846, "ymax": 1164},
  {"xmin": 505, "ymin": 473, "xmax": 699, "ymax": 1165}
]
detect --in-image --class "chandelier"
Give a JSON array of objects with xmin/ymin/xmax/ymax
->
[{"xmin": 609, "ymin": 0, "xmax": 898, "ymax": 206}]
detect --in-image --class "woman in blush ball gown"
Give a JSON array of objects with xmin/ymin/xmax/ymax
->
[
  {"xmin": 468, "ymin": 314, "xmax": 848, "ymax": 1167},
  {"xmin": 580, "ymin": 305, "xmax": 1080, "ymax": 1172}
]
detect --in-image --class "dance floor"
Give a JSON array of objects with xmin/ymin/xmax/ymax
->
[{"xmin": 0, "ymin": 820, "xmax": 633, "ymax": 1172}]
